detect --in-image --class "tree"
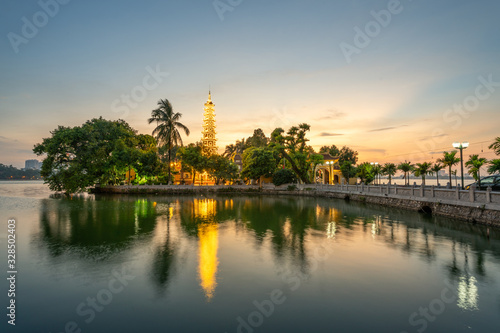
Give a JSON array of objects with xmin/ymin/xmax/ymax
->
[
  {"xmin": 397, "ymin": 161, "xmax": 413, "ymax": 186},
  {"xmin": 338, "ymin": 146, "xmax": 358, "ymax": 165},
  {"xmin": 431, "ymin": 163, "xmax": 444, "ymax": 186},
  {"xmin": 0, "ymin": 164, "xmax": 40, "ymax": 180},
  {"xmin": 223, "ymin": 144, "xmax": 237, "ymax": 158},
  {"xmin": 319, "ymin": 145, "xmax": 340, "ymax": 157},
  {"xmin": 465, "ymin": 154, "xmax": 488, "ymax": 187},
  {"xmin": 451, "ymin": 170, "xmax": 458, "ymax": 187},
  {"xmin": 413, "ymin": 162, "xmax": 432, "ymax": 186},
  {"xmin": 246, "ymin": 128, "xmax": 269, "ymax": 148},
  {"xmin": 269, "ymin": 124, "xmax": 323, "ymax": 184},
  {"xmin": 356, "ymin": 162, "xmax": 375, "ymax": 185},
  {"xmin": 242, "ymin": 147, "xmax": 276, "ymax": 187},
  {"xmin": 371, "ymin": 164, "xmax": 381, "ymax": 185},
  {"xmin": 488, "ymin": 137, "xmax": 500, "ymax": 155},
  {"xmin": 487, "ymin": 159, "xmax": 500, "ymax": 175},
  {"xmin": 382, "ymin": 163, "xmax": 397, "ymax": 184},
  {"xmin": 438, "ymin": 151, "xmax": 460, "ymax": 188},
  {"xmin": 176, "ymin": 144, "xmax": 207, "ymax": 184},
  {"xmin": 272, "ymin": 169, "xmax": 298, "ymax": 186},
  {"xmin": 340, "ymin": 161, "xmax": 357, "ymax": 185},
  {"xmin": 33, "ymin": 118, "xmax": 138, "ymax": 193},
  {"xmin": 148, "ymin": 99, "xmax": 190, "ymax": 184},
  {"xmin": 206, "ymin": 155, "xmax": 239, "ymax": 185}
]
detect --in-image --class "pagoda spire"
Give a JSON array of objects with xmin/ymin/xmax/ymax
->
[{"xmin": 201, "ymin": 91, "xmax": 218, "ymax": 155}]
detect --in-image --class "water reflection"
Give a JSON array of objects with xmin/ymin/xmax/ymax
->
[
  {"xmin": 38, "ymin": 196, "xmax": 157, "ymax": 259},
  {"xmin": 35, "ymin": 194, "xmax": 498, "ymax": 310},
  {"xmin": 198, "ymin": 222, "xmax": 219, "ymax": 300}
]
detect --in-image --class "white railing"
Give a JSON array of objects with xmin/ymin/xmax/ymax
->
[{"xmin": 101, "ymin": 183, "xmax": 500, "ymax": 206}]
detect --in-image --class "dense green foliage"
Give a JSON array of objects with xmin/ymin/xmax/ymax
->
[
  {"xmin": 319, "ymin": 145, "xmax": 358, "ymax": 165},
  {"xmin": 33, "ymin": 118, "xmax": 162, "ymax": 193},
  {"xmin": 272, "ymin": 168, "xmax": 298, "ymax": 186},
  {"xmin": 0, "ymin": 164, "xmax": 40, "ymax": 179},
  {"xmin": 176, "ymin": 144, "xmax": 206, "ymax": 184},
  {"xmin": 242, "ymin": 147, "xmax": 276, "ymax": 184},
  {"xmin": 356, "ymin": 162, "xmax": 374, "ymax": 184},
  {"xmin": 206, "ymin": 154, "xmax": 240, "ymax": 185},
  {"xmin": 340, "ymin": 161, "xmax": 357, "ymax": 184},
  {"xmin": 270, "ymin": 124, "xmax": 323, "ymax": 184}
]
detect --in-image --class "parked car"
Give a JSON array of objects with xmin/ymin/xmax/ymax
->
[{"xmin": 465, "ymin": 175, "xmax": 500, "ymax": 191}]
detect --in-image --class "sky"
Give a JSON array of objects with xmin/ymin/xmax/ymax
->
[{"xmin": 1, "ymin": 0, "xmax": 499, "ymax": 168}]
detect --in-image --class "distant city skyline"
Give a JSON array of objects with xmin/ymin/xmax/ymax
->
[{"xmin": 1, "ymin": 0, "xmax": 499, "ymax": 168}]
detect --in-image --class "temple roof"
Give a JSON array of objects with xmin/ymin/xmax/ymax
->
[{"xmin": 321, "ymin": 153, "xmax": 339, "ymax": 161}]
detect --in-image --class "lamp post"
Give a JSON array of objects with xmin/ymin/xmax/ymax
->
[{"xmin": 452, "ymin": 142, "xmax": 469, "ymax": 189}]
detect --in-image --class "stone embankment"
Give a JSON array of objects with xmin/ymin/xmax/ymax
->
[{"xmin": 93, "ymin": 183, "xmax": 500, "ymax": 227}]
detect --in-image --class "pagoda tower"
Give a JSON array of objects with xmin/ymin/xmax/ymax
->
[{"xmin": 201, "ymin": 91, "xmax": 218, "ymax": 155}]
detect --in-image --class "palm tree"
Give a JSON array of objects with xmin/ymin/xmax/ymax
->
[
  {"xmin": 224, "ymin": 144, "xmax": 237, "ymax": 159},
  {"xmin": 465, "ymin": 154, "xmax": 488, "ymax": 187},
  {"xmin": 397, "ymin": 161, "xmax": 413, "ymax": 186},
  {"xmin": 431, "ymin": 163, "xmax": 444, "ymax": 187},
  {"xmin": 414, "ymin": 162, "xmax": 432, "ymax": 186},
  {"xmin": 372, "ymin": 164, "xmax": 382, "ymax": 185},
  {"xmin": 488, "ymin": 137, "xmax": 500, "ymax": 155},
  {"xmin": 235, "ymin": 138, "xmax": 247, "ymax": 155},
  {"xmin": 148, "ymin": 99, "xmax": 190, "ymax": 184},
  {"xmin": 382, "ymin": 163, "xmax": 397, "ymax": 184},
  {"xmin": 438, "ymin": 151, "xmax": 460, "ymax": 188},
  {"xmin": 451, "ymin": 170, "xmax": 458, "ymax": 187},
  {"xmin": 487, "ymin": 159, "xmax": 500, "ymax": 174}
]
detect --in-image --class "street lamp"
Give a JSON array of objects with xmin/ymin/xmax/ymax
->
[{"xmin": 452, "ymin": 142, "xmax": 469, "ymax": 189}]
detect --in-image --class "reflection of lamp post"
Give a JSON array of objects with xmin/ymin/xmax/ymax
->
[{"xmin": 452, "ymin": 142, "xmax": 469, "ymax": 189}]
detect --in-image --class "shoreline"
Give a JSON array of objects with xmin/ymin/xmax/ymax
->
[{"xmin": 92, "ymin": 184, "xmax": 500, "ymax": 227}]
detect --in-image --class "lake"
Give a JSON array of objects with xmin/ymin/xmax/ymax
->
[{"xmin": 0, "ymin": 181, "xmax": 499, "ymax": 332}]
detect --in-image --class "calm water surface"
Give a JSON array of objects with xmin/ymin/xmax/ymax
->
[{"xmin": 0, "ymin": 181, "xmax": 499, "ymax": 333}]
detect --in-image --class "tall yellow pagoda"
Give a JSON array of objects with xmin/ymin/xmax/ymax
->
[{"xmin": 201, "ymin": 91, "xmax": 218, "ymax": 155}]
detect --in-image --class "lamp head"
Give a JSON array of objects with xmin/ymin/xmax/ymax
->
[
  {"xmin": 463, "ymin": 142, "xmax": 469, "ymax": 148},
  {"xmin": 452, "ymin": 142, "xmax": 460, "ymax": 148}
]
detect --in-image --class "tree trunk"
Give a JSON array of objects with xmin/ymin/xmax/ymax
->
[
  {"xmin": 448, "ymin": 166, "xmax": 452, "ymax": 187},
  {"xmin": 282, "ymin": 153, "xmax": 310, "ymax": 184}
]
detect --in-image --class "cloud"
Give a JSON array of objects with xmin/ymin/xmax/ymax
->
[
  {"xmin": 356, "ymin": 147, "xmax": 387, "ymax": 154},
  {"xmin": 0, "ymin": 136, "xmax": 19, "ymax": 142},
  {"xmin": 368, "ymin": 125, "xmax": 408, "ymax": 132},
  {"xmin": 317, "ymin": 109, "xmax": 346, "ymax": 120},
  {"xmin": 319, "ymin": 132, "xmax": 344, "ymax": 137}
]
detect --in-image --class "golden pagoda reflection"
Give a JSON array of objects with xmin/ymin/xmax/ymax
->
[{"xmin": 196, "ymin": 199, "xmax": 219, "ymax": 301}]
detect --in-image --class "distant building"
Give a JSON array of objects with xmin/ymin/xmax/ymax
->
[{"xmin": 25, "ymin": 159, "xmax": 41, "ymax": 170}]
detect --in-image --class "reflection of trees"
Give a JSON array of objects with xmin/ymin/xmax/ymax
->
[
  {"xmin": 151, "ymin": 206, "xmax": 178, "ymax": 294},
  {"xmin": 38, "ymin": 195, "xmax": 158, "ymax": 259}
]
